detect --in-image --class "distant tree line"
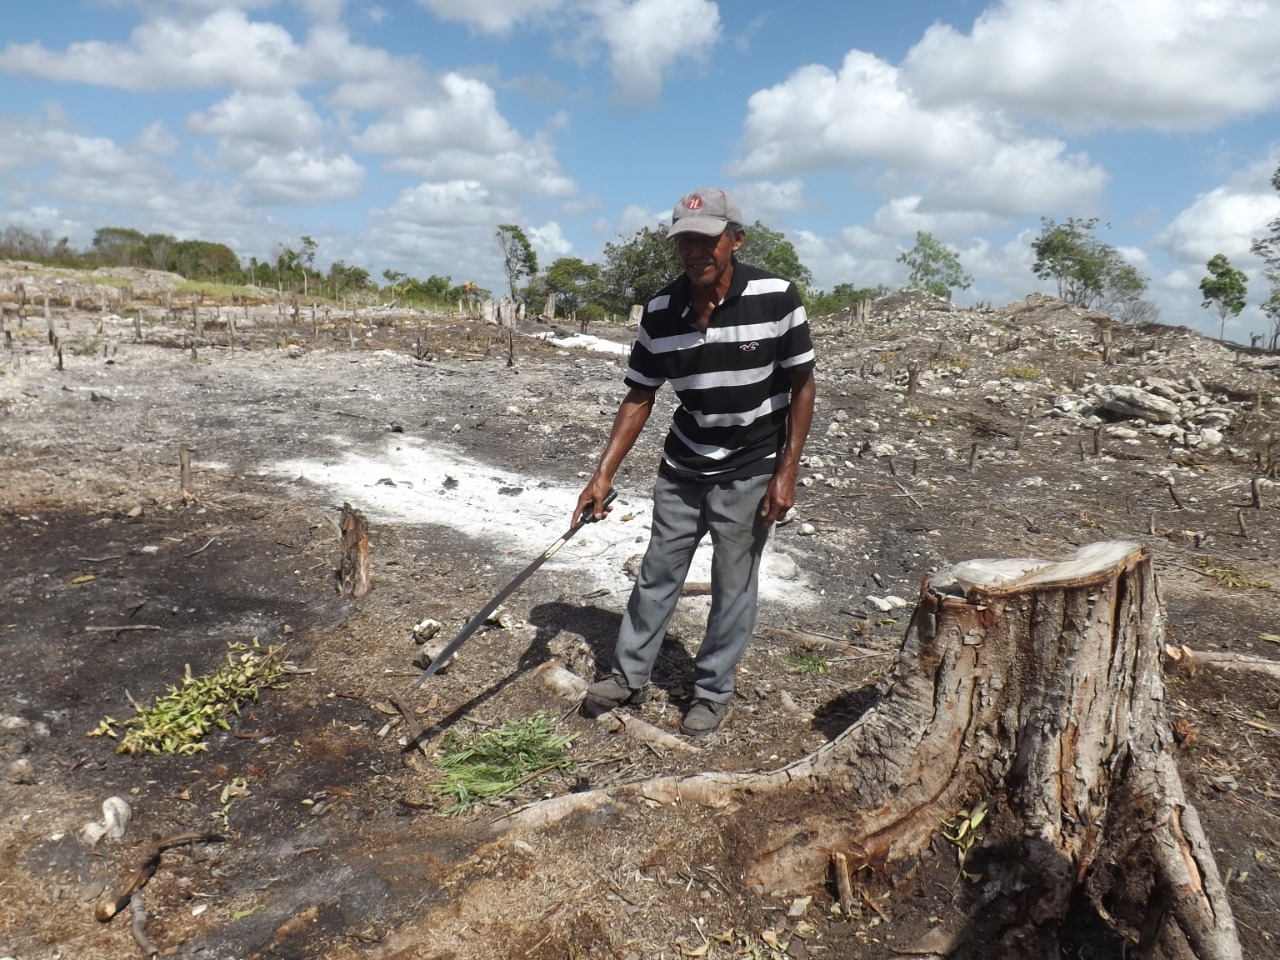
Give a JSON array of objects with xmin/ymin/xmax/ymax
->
[
  {"xmin": 16, "ymin": 175, "xmax": 1280, "ymax": 340},
  {"xmin": 0, "ymin": 224, "xmax": 486, "ymax": 308}
]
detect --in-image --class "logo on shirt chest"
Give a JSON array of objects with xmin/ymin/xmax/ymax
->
[{"xmin": 739, "ymin": 341, "xmax": 759, "ymax": 351}]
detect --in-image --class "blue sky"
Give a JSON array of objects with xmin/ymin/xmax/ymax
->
[{"xmin": 2, "ymin": 0, "xmax": 1279, "ymax": 341}]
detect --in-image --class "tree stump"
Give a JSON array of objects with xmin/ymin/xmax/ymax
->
[
  {"xmin": 338, "ymin": 503, "xmax": 370, "ymax": 598},
  {"xmin": 500, "ymin": 541, "xmax": 1241, "ymax": 958}
]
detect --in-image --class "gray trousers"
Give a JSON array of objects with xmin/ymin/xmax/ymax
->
[{"xmin": 613, "ymin": 470, "xmax": 772, "ymax": 704}]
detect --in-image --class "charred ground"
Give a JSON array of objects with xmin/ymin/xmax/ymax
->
[{"xmin": 1, "ymin": 268, "xmax": 1278, "ymax": 959}]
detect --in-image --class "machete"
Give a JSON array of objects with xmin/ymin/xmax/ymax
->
[{"xmin": 414, "ymin": 488, "xmax": 617, "ymax": 687}]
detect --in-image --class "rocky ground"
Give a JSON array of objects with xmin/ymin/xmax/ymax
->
[{"xmin": 1, "ymin": 263, "xmax": 1278, "ymax": 959}]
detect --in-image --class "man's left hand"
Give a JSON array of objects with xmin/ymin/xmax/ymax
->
[{"xmin": 759, "ymin": 471, "xmax": 796, "ymax": 525}]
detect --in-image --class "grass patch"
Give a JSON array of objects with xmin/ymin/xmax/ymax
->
[
  {"xmin": 87, "ymin": 640, "xmax": 288, "ymax": 755},
  {"xmin": 1194, "ymin": 557, "xmax": 1272, "ymax": 590},
  {"xmin": 436, "ymin": 714, "xmax": 577, "ymax": 816},
  {"xmin": 176, "ymin": 280, "xmax": 258, "ymax": 300},
  {"xmin": 781, "ymin": 650, "xmax": 829, "ymax": 675},
  {"xmin": 71, "ymin": 337, "xmax": 100, "ymax": 357},
  {"xmin": 1002, "ymin": 364, "xmax": 1043, "ymax": 380}
]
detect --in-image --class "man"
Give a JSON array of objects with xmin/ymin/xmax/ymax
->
[{"xmin": 574, "ymin": 187, "xmax": 816, "ymax": 736}]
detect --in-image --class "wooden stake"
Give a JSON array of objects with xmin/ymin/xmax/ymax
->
[
  {"xmin": 1166, "ymin": 483, "xmax": 1184, "ymax": 510},
  {"xmin": 832, "ymin": 853, "xmax": 856, "ymax": 917},
  {"xmin": 339, "ymin": 503, "xmax": 371, "ymax": 598},
  {"xmin": 179, "ymin": 445, "xmax": 195, "ymax": 502},
  {"xmin": 1251, "ymin": 476, "xmax": 1264, "ymax": 510},
  {"xmin": 1236, "ymin": 509, "xmax": 1248, "ymax": 538},
  {"xmin": 968, "ymin": 443, "xmax": 980, "ymax": 473}
]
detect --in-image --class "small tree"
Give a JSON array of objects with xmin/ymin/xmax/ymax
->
[
  {"xmin": 599, "ymin": 225, "xmax": 680, "ymax": 314},
  {"xmin": 496, "ymin": 225, "xmax": 537, "ymax": 301},
  {"xmin": 541, "ymin": 257, "xmax": 602, "ymax": 316},
  {"xmin": 1199, "ymin": 253, "xmax": 1248, "ymax": 342},
  {"xmin": 299, "ymin": 235, "xmax": 318, "ymax": 297},
  {"xmin": 1249, "ymin": 164, "xmax": 1280, "ymax": 273},
  {"xmin": 1031, "ymin": 217, "xmax": 1150, "ymax": 316},
  {"xmin": 1262, "ymin": 279, "xmax": 1280, "ymax": 352},
  {"xmin": 1250, "ymin": 163, "xmax": 1280, "ymax": 351},
  {"xmin": 1031, "ymin": 217, "xmax": 1112, "ymax": 307},
  {"xmin": 738, "ymin": 221, "xmax": 813, "ymax": 289},
  {"xmin": 897, "ymin": 231, "xmax": 972, "ymax": 298}
]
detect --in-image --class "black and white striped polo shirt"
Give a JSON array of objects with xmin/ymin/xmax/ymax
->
[{"xmin": 624, "ymin": 260, "xmax": 816, "ymax": 482}]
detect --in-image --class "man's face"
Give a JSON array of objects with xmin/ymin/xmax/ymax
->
[{"xmin": 676, "ymin": 228, "xmax": 743, "ymax": 289}]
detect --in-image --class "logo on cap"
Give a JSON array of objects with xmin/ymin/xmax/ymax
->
[{"xmin": 686, "ymin": 195, "xmax": 703, "ymax": 211}]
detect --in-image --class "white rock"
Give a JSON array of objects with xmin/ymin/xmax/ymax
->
[
  {"xmin": 102, "ymin": 797, "xmax": 132, "ymax": 841},
  {"xmin": 1, "ymin": 716, "xmax": 29, "ymax": 730},
  {"xmin": 797, "ymin": 523, "xmax": 817, "ymax": 537},
  {"xmin": 1199, "ymin": 427, "xmax": 1224, "ymax": 448},
  {"xmin": 1020, "ymin": 476, "xmax": 1046, "ymax": 488},
  {"xmin": 79, "ymin": 822, "xmax": 107, "ymax": 846},
  {"xmin": 4, "ymin": 758, "xmax": 33, "ymax": 784},
  {"xmin": 411, "ymin": 618, "xmax": 442, "ymax": 643},
  {"xmin": 764, "ymin": 552, "xmax": 800, "ymax": 581},
  {"xmin": 1094, "ymin": 385, "xmax": 1180, "ymax": 423}
]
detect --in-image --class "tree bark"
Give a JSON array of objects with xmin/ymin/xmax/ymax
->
[
  {"xmin": 338, "ymin": 503, "xmax": 370, "ymax": 598},
  {"xmin": 501, "ymin": 541, "xmax": 1241, "ymax": 958}
]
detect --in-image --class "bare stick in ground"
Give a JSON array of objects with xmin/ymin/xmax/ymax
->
[
  {"xmin": 339, "ymin": 502, "xmax": 371, "ymax": 598},
  {"xmin": 179, "ymin": 444, "xmax": 195, "ymax": 502},
  {"xmin": 492, "ymin": 542, "xmax": 1242, "ymax": 958}
]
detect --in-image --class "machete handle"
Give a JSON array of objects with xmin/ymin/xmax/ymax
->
[{"xmin": 578, "ymin": 487, "xmax": 617, "ymax": 527}]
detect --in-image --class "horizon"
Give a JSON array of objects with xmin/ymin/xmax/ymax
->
[{"xmin": 2, "ymin": 0, "xmax": 1279, "ymax": 343}]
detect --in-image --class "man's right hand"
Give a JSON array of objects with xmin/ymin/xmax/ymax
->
[{"xmin": 574, "ymin": 475, "xmax": 615, "ymax": 527}]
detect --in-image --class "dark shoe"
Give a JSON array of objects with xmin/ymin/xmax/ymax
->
[
  {"xmin": 679, "ymin": 698, "xmax": 728, "ymax": 736},
  {"xmin": 582, "ymin": 674, "xmax": 648, "ymax": 717}
]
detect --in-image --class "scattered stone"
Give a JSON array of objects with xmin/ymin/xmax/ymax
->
[
  {"xmin": 1093, "ymin": 385, "xmax": 1181, "ymax": 424},
  {"xmin": 4, "ymin": 758, "xmax": 33, "ymax": 784},
  {"xmin": 412, "ymin": 618, "xmax": 442, "ymax": 643},
  {"xmin": 797, "ymin": 523, "xmax": 817, "ymax": 537},
  {"xmin": 102, "ymin": 796, "xmax": 132, "ymax": 840}
]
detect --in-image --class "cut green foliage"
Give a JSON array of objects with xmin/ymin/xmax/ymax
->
[
  {"xmin": 71, "ymin": 337, "xmax": 101, "ymax": 357},
  {"xmin": 942, "ymin": 801, "xmax": 989, "ymax": 879},
  {"xmin": 436, "ymin": 714, "xmax": 576, "ymax": 816},
  {"xmin": 87, "ymin": 641, "xmax": 288, "ymax": 755},
  {"xmin": 781, "ymin": 651, "xmax": 829, "ymax": 675},
  {"xmin": 1194, "ymin": 557, "xmax": 1272, "ymax": 590}
]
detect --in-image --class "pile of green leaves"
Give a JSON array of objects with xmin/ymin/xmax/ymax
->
[
  {"xmin": 435, "ymin": 714, "xmax": 577, "ymax": 816},
  {"xmin": 87, "ymin": 641, "xmax": 287, "ymax": 755},
  {"xmin": 781, "ymin": 651, "xmax": 829, "ymax": 675}
]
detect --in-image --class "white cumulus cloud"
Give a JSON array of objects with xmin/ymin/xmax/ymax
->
[
  {"xmin": 188, "ymin": 91, "xmax": 325, "ymax": 146},
  {"xmin": 904, "ymin": 0, "xmax": 1280, "ymax": 131},
  {"xmin": 528, "ymin": 221, "xmax": 573, "ymax": 260},
  {"xmin": 1156, "ymin": 185, "xmax": 1280, "ymax": 265},
  {"xmin": 592, "ymin": 0, "xmax": 721, "ymax": 108},
  {"xmin": 727, "ymin": 50, "xmax": 1107, "ymax": 217},
  {"xmin": 415, "ymin": 0, "xmax": 567, "ymax": 33},
  {"xmin": 241, "ymin": 150, "xmax": 365, "ymax": 205}
]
